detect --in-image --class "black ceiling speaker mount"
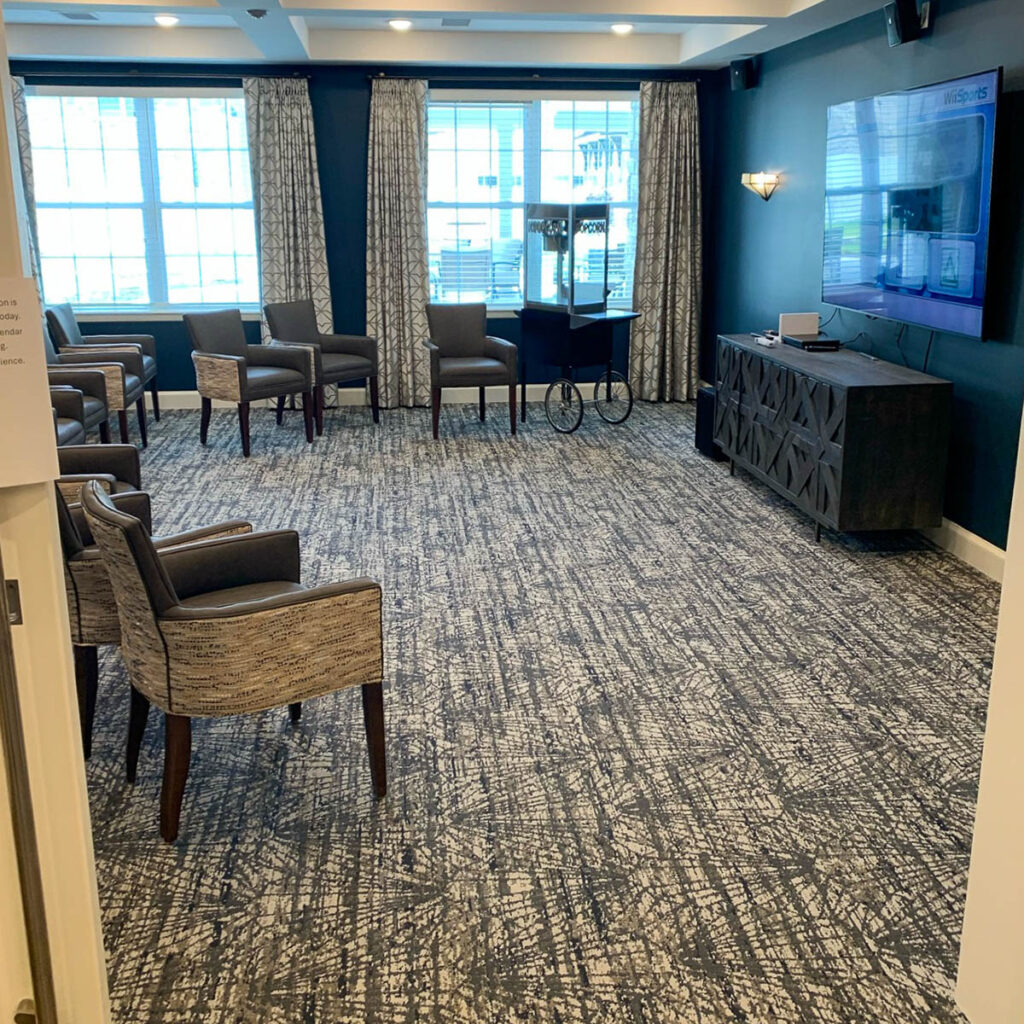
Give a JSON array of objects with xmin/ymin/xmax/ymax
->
[{"xmin": 884, "ymin": 0, "xmax": 934, "ymax": 46}]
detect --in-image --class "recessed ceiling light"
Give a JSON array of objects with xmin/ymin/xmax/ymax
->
[
  {"xmin": 610, "ymin": 23, "xmax": 634, "ymax": 35},
  {"xmin": 154, "ymin": 13, "xmax": 179, "ymax": 27},
  {"xmin": 388, "ymin": 18, "xmax": 412, "ymax": 31}
]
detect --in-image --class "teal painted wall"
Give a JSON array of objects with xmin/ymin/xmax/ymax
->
[{"xmin": 708, "ymin": 0, "xmax": 1024, "ymax": 547}]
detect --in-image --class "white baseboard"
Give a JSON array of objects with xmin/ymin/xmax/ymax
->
[
  {"xmin": 922, "ymin": 518, "xmax": 1005, "ymax": 583},
  {"xmin": 158, "ymin": 384, "xmax": 556, "ymax": 411}
]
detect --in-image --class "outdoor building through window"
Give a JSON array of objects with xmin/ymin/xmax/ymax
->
[
  {"xmin": 23, "ymin": 87, "xmax": 258, "ymax": 312},
  {"xmin": 427, "ymin": 92, "xmax": 640, "ymax": 309}
]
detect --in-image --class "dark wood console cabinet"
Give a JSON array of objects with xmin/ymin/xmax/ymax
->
[{"xmin": 714, "ymin": 334, "xmax": 952, "ymax": 535}]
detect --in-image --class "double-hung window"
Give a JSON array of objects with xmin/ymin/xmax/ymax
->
[
  {"xmin": 427, "ymin": 90, "xmax": 639, "ymax": 310},
  {"xmin": 23, "ymin": 86, "xmax": 258, "ymax": 312}
]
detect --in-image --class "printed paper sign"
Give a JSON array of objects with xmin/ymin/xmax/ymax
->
[{"xmin": 0, "ymin": 277, "xmax": 61, "ymax": 487}]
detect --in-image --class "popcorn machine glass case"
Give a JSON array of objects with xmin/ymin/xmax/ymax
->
[{"xmin": 524, "ymin": 203, "xmax": 610, "ymax": 315}]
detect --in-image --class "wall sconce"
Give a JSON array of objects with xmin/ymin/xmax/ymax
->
[{"xmin": 741, "ymin": 172, "xmax": 781, "ymax": 201}]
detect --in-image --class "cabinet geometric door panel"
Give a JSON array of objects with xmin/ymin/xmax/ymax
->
[{"xmin": 713, "ymin": 335, "xmax": 951, "ymax": 533}]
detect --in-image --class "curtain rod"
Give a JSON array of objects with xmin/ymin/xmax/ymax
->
[
  {"xmin": 17, "ymin": 69, "xmax": 310, "ymax": 81},
  {"xmin": 368, "ymin": 72, "xmax": 692, "ymax": 84}
]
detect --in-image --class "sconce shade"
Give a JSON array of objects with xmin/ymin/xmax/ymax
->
[{"xmin": 741, "ymin": 172, "xmax": 781, "ymax": 200}]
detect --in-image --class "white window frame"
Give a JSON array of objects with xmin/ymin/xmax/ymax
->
[
  {"xmin": 427, "ymin": 88, "xmax": 639, "ymax": 313},
  {"xmin": 24, "ymin": 84, "xmax": 260, "ymax": 317}
]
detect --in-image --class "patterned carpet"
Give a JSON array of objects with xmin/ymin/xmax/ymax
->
[{"xmin": 84, "ymin": 401, "xmax": 997, "ymax": 1024}]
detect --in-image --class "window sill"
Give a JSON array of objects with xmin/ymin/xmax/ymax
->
[{"xmin": 74, "ymin": 307, "xmax": 263, "ymax": 323}]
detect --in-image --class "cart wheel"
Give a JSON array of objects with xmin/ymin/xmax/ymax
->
[
  {"xmin": 545, "ymin": 379, "xmax": 584, "ymax": 433},
  {"xmin": 593, "ymin": 370, "xmax": 633, "ymax": 424}
]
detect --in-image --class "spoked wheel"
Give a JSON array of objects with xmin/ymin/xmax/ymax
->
[
  {"xmin": 545, "ymin": 378, "xmax": 584, "ymax": 434},
  {"xmin": 593, "ymin": 370, "xmax": 633, "ymax": 424}
]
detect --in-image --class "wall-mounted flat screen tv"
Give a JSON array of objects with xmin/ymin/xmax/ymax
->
[{"xmin": 822, "ymin": 69, "xmax": 1000, "ymax": 338}]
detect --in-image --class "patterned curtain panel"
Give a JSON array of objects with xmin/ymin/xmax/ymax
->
[
  {"xmin": 243, "ymin": 77, "xmax": 333, "ymax": 343},
  {"xmin": 10, "ymin": 77, "xmax": 43, "ymax": 294},
  {"xmin": 366, "ymin": 79, "xmax": 431, "ymax": 408},
  {"xmin": 630, "ymin": 81, "xmax": 703, "ymax": 403}
]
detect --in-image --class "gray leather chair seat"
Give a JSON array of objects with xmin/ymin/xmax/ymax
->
[
  {"xmin": 245, "ymin": 366, "xmax": 307, "ymax": 399},
  {"xmin": 322, "ymin": 352, "xmax": 375, "ymax": 382},
  {"xmin": 177, "ymin": 580, "xmax": 306, "ymax": 612},
  {"xmin": 57, "ymin": 418, "xmax": 86, "ymax": 446},
  {"xmin": 438, "ymin": 356, "xmax": 509, "ymax": 387}
]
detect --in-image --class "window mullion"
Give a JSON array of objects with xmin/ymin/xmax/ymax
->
[{"xmin": 135, "ymin": 98, "xmax": 168, "ymax": 305}]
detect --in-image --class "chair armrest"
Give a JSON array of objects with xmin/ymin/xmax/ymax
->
[
  {"xmin": 192, "ymin": 351, "xmax": 244, "ymax": 403},
  {"xmin": 57, "ymin": 473, "xmax": 116, "ymax": 503},
  {"xmin": 246, "ymin": 343, "xmax": 313, "ymax": 387},
  {"xmin": 83, "ymin": 333, "xmax": 156, "ymax": 360},
  {"xmin": 158, "ymin": 530, "xmax": 301, "ymax": 600},
  {"xmin": 62, "ymin": 344, "xmax": 144, "ymax": 379},
  {"xmin": 58, "ymin": 443, "xmax": 141, "ymax": 487},
  {"xmin": 161, "ymin": 577, "xmax": 380, "ymax": 621},
  {"xmin": 483, "ymin": 336, "xmax": 518, "ymax": 381},
  {"xmin": 318, "ymin": 333, "xmax": 378, "ymax": 369},
  {"xmin": 70, "ymin": 490, "xmax": 153, "ymax": 545},
  {"xmin": 54, "ymin": 360, "xmax": 126, "ymax": 410},
  {"xmin": 47, "ymin": 367, "xmax": 108, "ymax": 405},
  {"xmin": 423, "ymin": 339, "xmax": 440, "ymax": 383},
  {"xmin": 50, "ymin": 387, "xmax": 84, "ymax": 421},
  {"xmin": 270, "ymin": 341, "xmax": 321, "ymax": 382},
  {"xmin": 154, "ymin": 520, "xmax": 253, "ymax": 550}
]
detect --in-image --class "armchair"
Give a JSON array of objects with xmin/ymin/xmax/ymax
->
[
  {"xmin": 56, "ymin": 443, "xmax": 141, "ymax": 503},
  {"xmin": 56, "ymin": 486, "xmax": 251, "ymax": 767},
  {"xmin": 47, "ymin": 365, "xmax": 110, "ymax": 442},
  {"xmin": 264, "ymin": 299, "xmax": 380, "ymax": 435},
  {"xmin": 51, "ymin": 386, "xmax": 87, "ymax": 446},
  {"xmin": 45, "ymin": 302, "xmax": 160, "ymax": 421},
  {"xmin": 184, "ymin": 309, "xmax": 315, "ymax": 457},
  {"xmin": 44, "ymin": 325, "xmax": 148, "ymax": 445},
  {"xmin": 81, "ymin": 482, "xmax": 386, "ymax": 841},
  {"xmin": 424, "ymin": 303, "xmax": 518, "ymax": 439}
]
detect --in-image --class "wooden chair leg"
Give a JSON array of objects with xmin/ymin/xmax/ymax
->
[
  {"xmin": 98, "ymin": 420, "xmax": 110, "ymax": 444},
  {"xmin": 238, "ymin": 401, "xmax": 251, "ymax": 458},
  {"xmin": 73, "ymin": 645, "xmax": 98, "ymax": 759},
  {"xmin": 361, "ymin": 682, "xmax": 387, "ymax": 799},
  {"xmin": 369, "ymin": 377, "xmax": 380, "ymax": 424},
  {"xmin": 301, "ymin": 391, "xmax": 314, "ymax": 443},
  {"xmin": 126, "ymin": 686, "xmax": 150, "ymax": 784},
  {"xmin": 160, "ymin": 714, "xmax": 192, "ymax": 843},
  {"xmin": 276, "ymin": 395, "xmax": 286, "ymax": 425},
  {"xmin": 431, "ymin": 386, "xmax": 441, "ymax": 440},
  {"xmin": 150, "ymin": 380, "xmax": 160, "ymax": 421},
  {"xmin": 200, "ymin": 397, "xmax": 211, "ymax": 445},
  {"xmin": 117, "ymin": 410, "xmax": 130, "ymax": 444},
  {"xmin": 479, "ymin": 386, "xmax": 486, "ymax": 421},
  {"xmin": 289, "ymin": 702, "xmax": 302, "ymax": 724},
  {"xmin": 509, "ymin": 383, "xmax": 517, "ymax": 436},
  {"xmin": 136, "ymin": 397, "xmax": 148, "ymax": 448},
  {"xmin": 315, "ymin": 385, "xmax": 325, "ymax": 436}
]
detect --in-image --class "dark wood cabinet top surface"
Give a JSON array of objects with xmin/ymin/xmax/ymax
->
[{"xmin": 718, "ymin": 333, "xmax": 952, "ymax": 389}]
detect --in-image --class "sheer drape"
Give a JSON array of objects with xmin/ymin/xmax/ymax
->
[
  {"xmin": 365, "ymin": 79, "xmax": 431, "ymax": 408},
  {"xmin": 630, "ymin": 81, "xmax": 703, "ymax": 403},
  {"xmin": 243, "ymin": 77, "xmax": 333, "ymax": 343}
]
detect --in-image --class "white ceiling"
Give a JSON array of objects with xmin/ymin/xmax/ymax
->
[{"xmin": 1, "ymin": 0, "xmax": 883, "ymax": 68}]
